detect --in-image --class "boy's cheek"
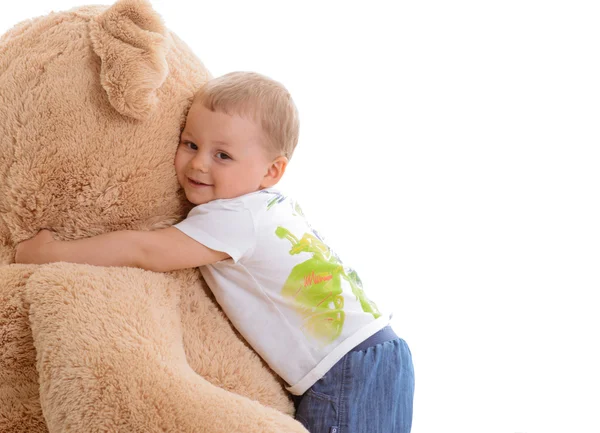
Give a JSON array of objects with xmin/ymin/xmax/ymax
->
[{"xmin": 174, "ymin": 151, "xmax": 184, "ymax": 168}]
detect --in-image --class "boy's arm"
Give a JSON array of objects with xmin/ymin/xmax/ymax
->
[{"xmin": 15, "ymin": 228, "xmax": 229, "ymax": 272}]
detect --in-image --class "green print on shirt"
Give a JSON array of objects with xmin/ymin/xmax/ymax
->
[
  {"xmin": 275, "ymin": 226, "xmax": 381, "ymax": 345},
  {"xmin": 267, "ymin": 194, "xmax": 304, "ymax": 217}
]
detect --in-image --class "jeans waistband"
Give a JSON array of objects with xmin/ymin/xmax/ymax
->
[{"xmin": 350, "ymin": 326, "xmax": 398, "ymax": 352}]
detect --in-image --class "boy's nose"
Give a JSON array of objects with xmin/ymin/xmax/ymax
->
[{"xmin": 190, "ymin": 154, "xmax": 209, "ymax": 172}]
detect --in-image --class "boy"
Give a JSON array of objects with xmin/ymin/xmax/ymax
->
[{"xmin": 16, "ymin": 72, "xmax": 414, "ymax": 433}]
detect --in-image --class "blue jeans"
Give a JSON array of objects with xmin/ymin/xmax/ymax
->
[{"xmin": 293, "ymin": 327, "xmax": 414, "ymax": 433}]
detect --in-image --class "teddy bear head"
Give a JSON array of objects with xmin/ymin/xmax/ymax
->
[{"xmin": 0, "ymin": 0, "xmax": 210, "ymax": 264}]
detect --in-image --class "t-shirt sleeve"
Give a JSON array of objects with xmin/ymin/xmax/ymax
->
[{"xmin": 173, "ymin": 200, "xmax": 256, "ymax": 263}]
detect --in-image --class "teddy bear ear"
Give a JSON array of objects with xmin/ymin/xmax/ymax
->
[{"xmin": 89, "ymin": 0, "xmax": 169, "ymax": 120}]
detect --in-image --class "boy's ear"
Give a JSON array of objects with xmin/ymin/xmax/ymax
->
[{"xmin": 261, "ymin": 156, "xmax": 288, "ymax": 188}]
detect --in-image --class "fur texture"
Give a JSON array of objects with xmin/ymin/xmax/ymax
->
[{"xmin": 0, "ymin": 0, "xmax": 305, "ymax": 431}]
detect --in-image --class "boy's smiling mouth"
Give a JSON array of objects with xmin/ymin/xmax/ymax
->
[{"xmin": 187, "ymin": 177, "xmax": 211, "ymax": 187}]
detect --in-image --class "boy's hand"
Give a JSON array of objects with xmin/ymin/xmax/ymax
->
[{"xmin": 15, "ymin": 229, "xmax": 57, "ymax": 264}]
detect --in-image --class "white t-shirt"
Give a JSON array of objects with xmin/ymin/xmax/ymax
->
[{"xmin": 174, "ymin": 189, "xmax": 390, "ymax": 395}]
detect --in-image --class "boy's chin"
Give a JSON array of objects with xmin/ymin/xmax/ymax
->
[{"xmin": 184, "ymin": 192, "xmax": 208, "ymax": 206}]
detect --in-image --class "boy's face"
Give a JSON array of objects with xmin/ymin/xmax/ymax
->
[{"xmin": 175, "ymin": 99, "xmax": 284, "ymax": 206}]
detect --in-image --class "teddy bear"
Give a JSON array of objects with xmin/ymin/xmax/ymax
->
[{"xmin": 0, "ymin": 0, "xmax": 306, "ymax": 431}]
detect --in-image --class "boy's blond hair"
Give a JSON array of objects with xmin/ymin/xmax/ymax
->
[{"xmin": 195, "ymin": 71, "xmax": 299, "ymax": 160}]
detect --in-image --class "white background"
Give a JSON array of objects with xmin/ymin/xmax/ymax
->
[{"xmin": 2, "ymin": 1, "xmax": 599, "ymax": 432}]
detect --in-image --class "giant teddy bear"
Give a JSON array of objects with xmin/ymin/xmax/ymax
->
[{"xmin": 0, "ymin": 0, "xmax": 307, "ymax": 431}]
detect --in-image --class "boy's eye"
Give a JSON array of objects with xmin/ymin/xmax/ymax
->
[
  {"xmin": 186, "ymin": 142, "xmax": 198, "ymax": 151},
  {"xmin": 216, "ymin": 152, "xmax": 231, "ymax": 160}
]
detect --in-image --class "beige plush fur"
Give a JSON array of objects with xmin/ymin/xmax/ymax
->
[{"xmin": 0, "ymin": 0, "xmax": 306, "ymax": 431}]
